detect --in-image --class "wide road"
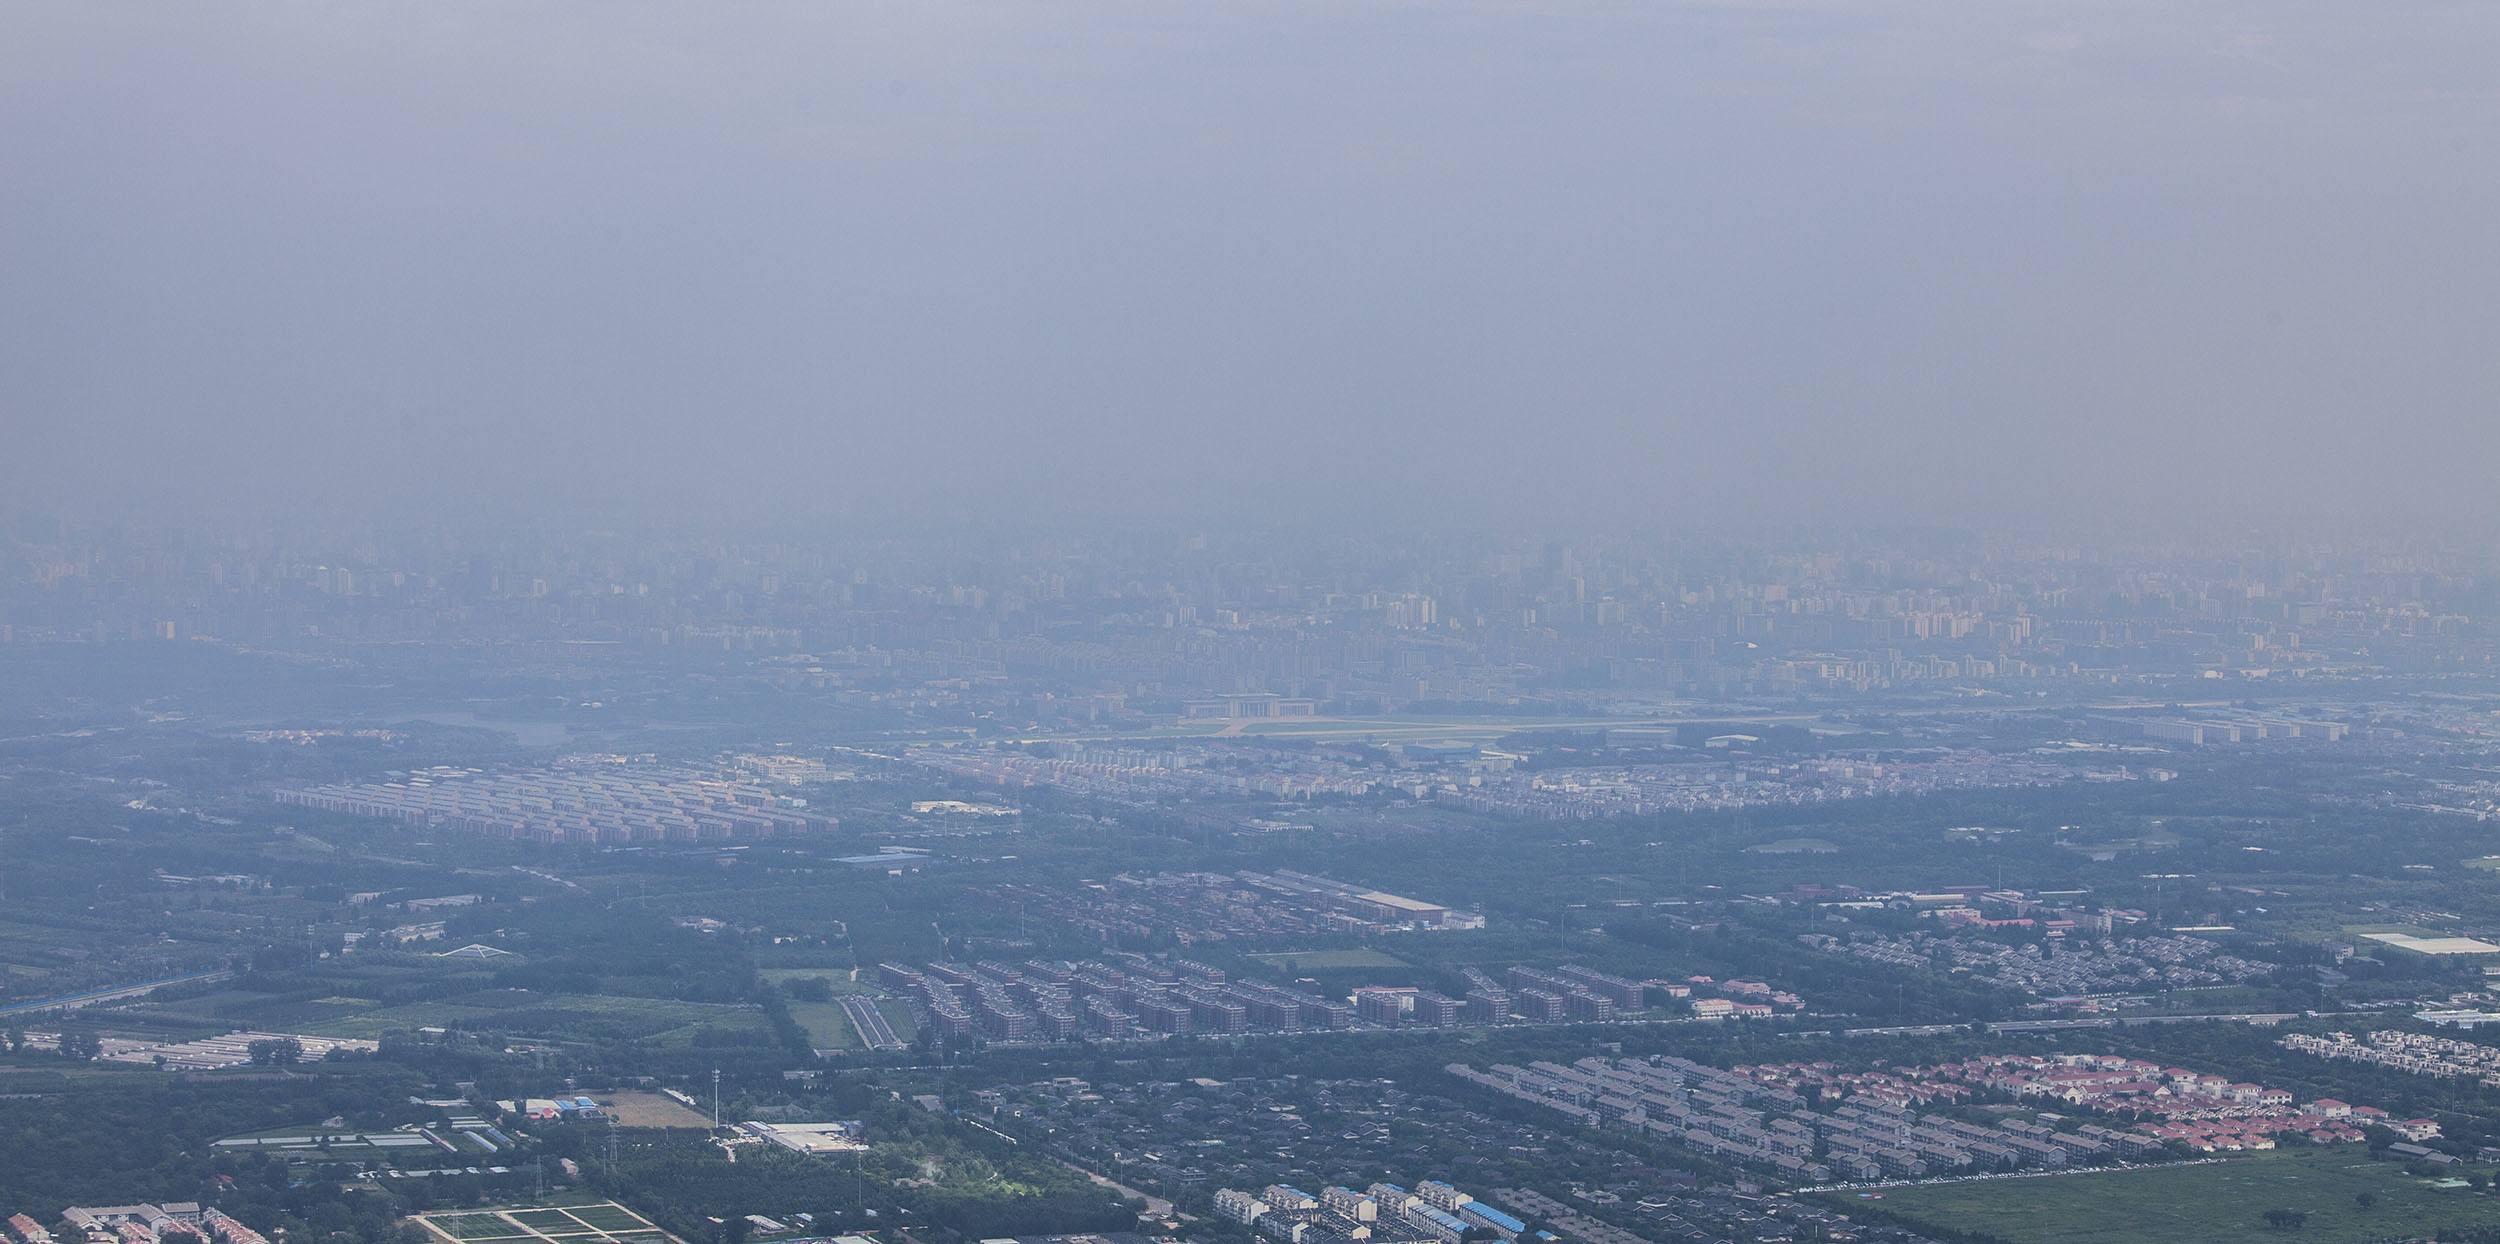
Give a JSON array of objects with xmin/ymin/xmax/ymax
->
[
  {"xmin": 0, "ymin": 969, "xmax": 234, "ymax": 1016},
  {"xmin": 839, "ymin": 993, "xmax": 908, "ymax": 1051}
]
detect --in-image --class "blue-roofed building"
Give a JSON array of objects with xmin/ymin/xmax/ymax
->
[
  {"xmin": 1458, "ymin": 1202, "xmax": 1526, "ymax": 1241},
  {"xmin": 1401, "ymin": 1205, "xmax": 1469, "ymax": 1244}
]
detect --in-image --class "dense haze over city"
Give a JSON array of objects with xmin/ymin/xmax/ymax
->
[
  {"xmin": 11, "ymin": 4, "xmax": 2500, "ymax": 1244},
  {"xmin": 7, "ymin": 2, "xmax": 2500, "ymax": 525}
]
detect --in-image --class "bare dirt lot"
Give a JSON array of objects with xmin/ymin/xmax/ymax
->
[{"xmin": 599, "ymin": 1090, "xmax": 714, "ymax": 1128}]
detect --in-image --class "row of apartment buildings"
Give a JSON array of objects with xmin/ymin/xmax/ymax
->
[
  {"xmin": 1452, "ymin": 1054, "xmax": 2155, "ymax": 1184},
  {"xmin": 876, "ymin": 954, "xmax": 1803, "ymax": 1046},
  {"xmin": 2284, "ymin": 1029, "xmax": 2500, "ymax": 1089},
  {"xmin": 1213, "ymin": 1179, "xmax": 1529, "ymax": 1244},
  {"xmin": 881, "ymin": 955, "xmax": 1355, "ymax": 1043},
  {"xmin": 2135, "ymin": 715, "xmax": 2349, "ymax": 745}
]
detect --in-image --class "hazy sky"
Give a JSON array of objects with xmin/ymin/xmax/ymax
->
[{"xmin": 4, "ymin": 2, "xmax": 2497, "ymax": 528}]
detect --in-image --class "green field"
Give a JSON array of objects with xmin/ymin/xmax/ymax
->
[
  {"xmin": 1248, "ymin": 948, "xmax": 1409, "ymax": 970},
  {"xmin": 761, "ymin": 968, "xmax": 888, "ymax": 999},
  {"xmin": 876, "ymin": 997, "xmax": 918, "ymax": 1041},
  {"xmin": 425, "ymin": 1214, "xmax": 523, "ymax": 1241},
  {"xmin": 411, "ymin": 1202, "xmax": 666, "ymax": 1244},
  {"xmin": 1829, "ymin": 1150, "xmax": 2500, "ymax": 1244},
  {"xmin": 296, "ymin": 990, "xmax": 762, "ymax": 1043},
  {"xmin": 559, "ymin": 1206, "xmax": 651, "ymax": 1233},
  {"xmin": 786, "ymin": 1000, "xmax": 859, "ymax": 1049}
]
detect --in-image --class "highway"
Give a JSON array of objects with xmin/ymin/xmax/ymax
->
[{"xmin": 0, "ymin": 969, "xmax": 234, "ymax": 1017}]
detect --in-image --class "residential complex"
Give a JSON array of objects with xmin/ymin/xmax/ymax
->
[
  {"xmin": 8, "ymin": 1207, "xmax": 266, "ymax": 1244},
  {"xmin": 1456, "ymin": 1051, "xmax": 2424, "ymax": 1178},
  {"xmin": 1213, "ymin": 1178, "xmax": 1533, "ymax": 1244},
  {"xmin": 874, "ymin": 955, "xmax": 1801, "ymax": 1047},
  {"xmin": 1452, "ymin": 1055, "xmax": 2117, "ymax": 1183},
  {"xmin": 276, "ymin": 763, "xmax": 827, "ymax": 844},
  {"xmin": 2283, "ymin": 1029, "xmax": 2500, "ymax": 1088},
  {"xmin": 1433, "ymin": 753, "xmax": 2126, "ymax": 821},
  {"xmin": 976, "ymin": 872, "xmax": 1482, "ymax": 947},
  {"xmin": 1806, "ymin": 931, "xmax": 2275, "ymax": 997},
  {"xmin": 882, "ymin": 956, "xmax": 1353, "ymax": 1044}
]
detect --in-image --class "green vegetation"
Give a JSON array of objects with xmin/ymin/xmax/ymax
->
[
  {"xmin": 1831, "ymin": 1149, "xmax": 2500, "ymax": 1244},
  {"xmin": 502, "ymin": 1209, "xmax": 583, "ymax": 1232},
  {"xmin": 560, "ymin": 1099, "xmax": 1137, "ymax": 1242},
  {"xmin": 784, "ymin": 1000, "xmax": 858, "ymax": 1050},
  {"xmin": 410, "ymin": 1204, "xmax": 665, "ymax": 1244},
  {"xmin": 0, "ymin": 1066, "xmax": 540, "ymax": 1242},
  {"xmin": 427, "ymin": 1214, "xmax": 529, "ymax": 1241},
  {"xmin": 558, "ymin": 1205, "xmax": 652, "ymax": 1234},
  {"xmin": 874, "ymin": 998, "xmax": 918, "ymax": 1042}
]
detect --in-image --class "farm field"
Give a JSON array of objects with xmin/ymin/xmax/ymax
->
[
  {"xmin": 873, "ymin": 997, "xmax": 918, "ymax": 1042},
  {"xmin": 758, "ymin": 968, "xmax": 871, "ymax": 991},
  {"xmin": 410, "ymin": 1201, "xmax": 674, "ymax": 1244},
  {"xmin": 293, "ymin": 990, "xmax": 764, "ymax": 1043},
  {"xmin": 2340, "ymin": 923, "xmax": 2452, "ymax": 938},
  {"xmin": 1825, "ymin": 1150, "xmax": 2500, "ymax": 1244},
  {"xmin": 786, "ymin": 1000, "xmax": 859, "ymax": 1050}
]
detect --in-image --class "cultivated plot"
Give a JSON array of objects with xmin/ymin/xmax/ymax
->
[{"xmin": 411, "ymin": 1202, "xmax": 675, "ymax": 1244}]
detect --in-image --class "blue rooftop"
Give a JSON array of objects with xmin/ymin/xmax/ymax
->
[{"xmin": 1460, "ymin": 1204, "xmax": 1526, "ymax": 1233}]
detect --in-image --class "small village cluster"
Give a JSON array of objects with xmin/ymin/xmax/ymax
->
[
  {"xmin": 1741, "ymin": 1053, "xmax": 2438, "ymax": 1153},
  {"xmin": 9, "ymin": 1206, "xmax": 268, "ymax": 1244},
  {"xmin": 1456, "ymin": 1049, "xmax": 2438, "ymax": 1183}
]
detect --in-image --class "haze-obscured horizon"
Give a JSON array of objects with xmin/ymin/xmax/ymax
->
[{"xmin": 4, "ymin": 2, "xmax": 2497, "ymax": 529}]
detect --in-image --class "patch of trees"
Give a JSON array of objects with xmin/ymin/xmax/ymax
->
[
  {"xmin": 247, "ymin": 1036, "xmax": 305, "ymax": 1066},
  {"xmin": 0, "ymin": 1067, "xmax": 427, "ymax": 1218}
]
